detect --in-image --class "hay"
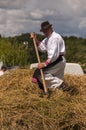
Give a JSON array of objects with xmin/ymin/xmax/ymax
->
[{"xmin": 0, "ymin": 69, "xmax": 86, "ymax": 130}]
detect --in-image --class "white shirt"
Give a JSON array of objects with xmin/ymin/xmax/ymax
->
[{"xmin": 38, "ymin": 31, "xmax": 65, "ymax": 63}]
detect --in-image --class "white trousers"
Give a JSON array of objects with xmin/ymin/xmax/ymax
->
[{"xmin": 43, "ymin": 57, "xmax": 66, "ymax": 89}]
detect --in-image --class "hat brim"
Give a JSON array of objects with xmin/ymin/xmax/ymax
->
[{"xmin": 40, "ymin": 24, "xmax": 52, "ymax": 32}]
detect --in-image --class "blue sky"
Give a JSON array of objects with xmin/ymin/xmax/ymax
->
[{"xmin": 0, "ymin": 0, "xmax": 86, "ymax": 38}]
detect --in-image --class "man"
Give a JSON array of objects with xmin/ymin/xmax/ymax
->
[{"xmin": 31, "ymin": 21, "xmax": 66, "ymax": 91}]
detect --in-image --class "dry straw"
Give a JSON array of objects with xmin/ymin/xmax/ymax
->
[{"xmin": 0, "ymin": 69, "xmax": 86, "ymax": 130}]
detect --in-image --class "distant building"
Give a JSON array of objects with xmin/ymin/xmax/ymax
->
[{"xmin": 23, "ymin": 41, "xmax": 28, "ymax": 45}]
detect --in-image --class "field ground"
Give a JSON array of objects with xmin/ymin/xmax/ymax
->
[{"xmin": 0, "ymin": 69, "xmax": 86, "ymax": 130}]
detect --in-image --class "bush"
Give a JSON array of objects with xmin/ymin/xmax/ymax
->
[{"xmin": 0, "ymin": 38, "xmax": 29, "ymax": 66}]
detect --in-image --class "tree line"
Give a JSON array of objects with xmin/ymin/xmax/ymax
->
[{"xmin": 0, "ymin": 33, "xmax": 86, "ymax": 70}]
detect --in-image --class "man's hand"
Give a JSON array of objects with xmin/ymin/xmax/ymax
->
[
  {"xmin": 30, "ymin": 32, "xmax": 36, "ymax": 39},
  {"xmin": 38, "ymin": 63, "xmax": 46, "ymax": 69}
]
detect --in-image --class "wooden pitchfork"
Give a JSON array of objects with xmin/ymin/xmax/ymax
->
[{"xmin": 30, "ymin": 32, "xmax": 49, "ymax": 97}]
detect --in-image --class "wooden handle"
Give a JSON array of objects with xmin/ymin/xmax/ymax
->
[{"xmin": 33, "ymin": 38, "xmax": 48, "ymax": 94}]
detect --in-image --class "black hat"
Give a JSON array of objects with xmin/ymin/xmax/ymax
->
[{"xmin": 40, "ymin": 21, "xmax": 52, "ymax": 32}]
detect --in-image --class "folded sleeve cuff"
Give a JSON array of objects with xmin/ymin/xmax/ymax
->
[
  {"xmin": 45, "ymin": 60, "xmax": 50, "ymax": 66},
  {"xmin": 36, "ymin": 41, "xmax": 41, "ymax": 46}
]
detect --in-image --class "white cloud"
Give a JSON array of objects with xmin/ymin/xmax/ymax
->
[
  {"xmin": 30, "ymin": 10, "xmax": 43, "ymax": 19},
  {"xmin": 30, "ymin": 9, "xmax": 55, "ymax": 20}
]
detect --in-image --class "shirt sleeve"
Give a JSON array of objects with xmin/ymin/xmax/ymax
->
[{"xmin": 37, "ymin": 39, "xmax": 47, "ymax": 53}]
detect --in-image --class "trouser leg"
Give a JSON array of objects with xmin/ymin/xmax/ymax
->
[
  {"xmin": 33, "ymin": 68, "xmax": 40, "ymax": 79},
  {"xmin": 32, "ymin": 68, "xmax": 44, "ymax": 91}
]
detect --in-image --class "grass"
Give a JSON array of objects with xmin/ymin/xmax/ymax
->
[{"xmin": 0, "ymin": 68, "xmax": 86, "ymax": 130}]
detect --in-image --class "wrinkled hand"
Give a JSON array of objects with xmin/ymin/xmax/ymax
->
[
  {"xmin": 38, "ymin": 63, "xmax": 46, "ymax": 69},
  {"xmin": 30, "ymin": 32, "xmax": 36, "ymax": 39}
]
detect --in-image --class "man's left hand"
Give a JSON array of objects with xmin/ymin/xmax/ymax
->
[{"xmin": 38, "ymin": 63, "xmax": 46, "ymax": 69}]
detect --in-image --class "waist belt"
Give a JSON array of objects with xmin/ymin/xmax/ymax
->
[
  {"xmin": 49, "ymin": 55, "xmax": 63, "ymax": 66},
  {"xmin": 43, "ymin": 55, "xmax": 63, "ymax": 70}
]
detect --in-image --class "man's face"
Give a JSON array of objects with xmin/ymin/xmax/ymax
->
[
  {"xmin": 43, "ymin": 30, "xmax": 49, "ymax": 37},
  {"xmin": 42, "ymin": 27, "xmax": 52, "ymax": 37},
  {"xmin": 43, "ymin": 28, "xmax": 51, "ymax": 37}
]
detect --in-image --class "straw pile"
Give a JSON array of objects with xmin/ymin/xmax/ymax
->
[{"xmin": 0, "ymin": 69, "xmax": 86, "ymax": 130}]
